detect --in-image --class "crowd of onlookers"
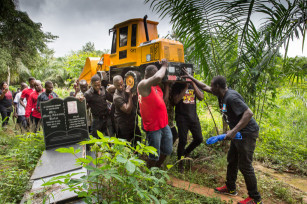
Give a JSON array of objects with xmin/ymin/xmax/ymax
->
[
  {"xmin": 0, "ymin": 59, "xmax": 263, "ymax": 203},
  {"xmin": 0, "ymin": 78, "xmax": 57, "ymax": 132}
]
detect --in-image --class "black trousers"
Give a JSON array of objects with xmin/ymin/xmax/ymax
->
[
  {"xmin": 226, "ymin": 131, "xmax": 261, "ymax": 201},
  {"xmin": 17, "ymin": 115, "xmax": 27, "ymax": 130},
  {"xmin": 177, "ymin": 120, "xmax": 203, "ymax": 160},
  {"xmin": 0, "ymin": 109, "xmax": 11, "ymax": 127},
  {"xmin": 171, "ymin": 126, "xmax": 178, "ymax": 144},
  {"xmin": 117, "ymin": 124, "xmax": 142, "ymax": 146},
  {"xmin": 91, "ymin": 117, "xmax": 108, "ymax": 138},
  {"xmin": 31, "ymin": 116, "xmax": 41, "ymax": 133}
]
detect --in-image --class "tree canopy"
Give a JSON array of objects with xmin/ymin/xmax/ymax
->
[
  {"xmin": 145, "ymin": 0, "xmax": 307, "ymax": 116},
  {"xmin": 0, "ymin": 0, "xmax": 57, "ymax": 84}
]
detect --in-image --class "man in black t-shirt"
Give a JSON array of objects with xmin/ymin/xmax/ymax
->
[
  {"xmin": 113, "ymin": 75, "xmax": 141, "ymax": 145},
  {"xmin": 84, "ymin": 75, "xmax": 113, "ymax": 138},
  {"xmin": 182, "ymin": 70, "xmax": 262, "ymax": 204},
  {"xmin": 171, "ymin": 81, "xmax": 204, "ymax": 172}
]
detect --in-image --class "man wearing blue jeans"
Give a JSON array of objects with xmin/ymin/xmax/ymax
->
[
  {"xmin": 138, "ymin": 59, "xmax": 173, "ymax": 168},
  {"xmin": 182, "ymin": 71, "xmax": 262, "ymax": 204}
]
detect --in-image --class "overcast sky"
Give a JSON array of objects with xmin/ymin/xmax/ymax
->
[{"xmin": 19, "ymin": 0, "xmax": 306, "ymax": 58}]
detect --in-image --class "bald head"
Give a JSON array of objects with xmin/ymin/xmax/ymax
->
[
  {"xmin": 113, "ymin": 75, "xmax": 123, "ymax": 84},
  {"xmin": 79, "ymin": 79, "xmax": 87, "ymax": 85},
  {"xmin": 21, "ymin": 82, "xmax": 28, "ymax": 91},
  {"xmin": 144, "ymin": 65, "xmax": 158, "ymax": 79},
  {"xmin": 113, "ymin": 75, "xmax": 124, "ymax": 92},
  {"xmin": 79, "ymin": 79, "xmax": 88, "ymax": 93},
  {"xmin": 34, "ymin": 80, "xmax": 42, "ymax": 92}
]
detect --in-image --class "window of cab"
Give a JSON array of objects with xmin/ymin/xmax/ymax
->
[
  {"xmin": 119, "ymin": 26, "xmax": 128, "ymax": 47},
  {"xmin": 111, "ymin": 29, "xmax": 117, "ymax": 54},
  {"xmin": 131, "ymin": 24, "xmax": 137, "ymax": 47}
]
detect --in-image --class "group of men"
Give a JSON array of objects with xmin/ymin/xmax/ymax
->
[
  {"xmin": 136, "ymin": 59, "xmax": 262, "ymax": 204},
  {"xmin": 8, "ymin": 58, "xmax": 262, "ymax": 204},
  {"xmin": 75, "ymin": 59, "xmax": 261, "ymax": 204},
  {"xmin": 12, "ymin": 78, "xmax": 58, "ymax": 132}
]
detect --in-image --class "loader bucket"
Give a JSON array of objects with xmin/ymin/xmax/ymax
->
[{"xmin": 79, "ymin": 57, "xmax": 100, "ymax": 84}]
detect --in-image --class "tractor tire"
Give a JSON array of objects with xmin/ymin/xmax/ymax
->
[{"xmin": 124, "ymin": 71, "xmax": 141, "ymax": 93}]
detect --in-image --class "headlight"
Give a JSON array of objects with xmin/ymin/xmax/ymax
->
[{"xmin": 146, "ymin": 54, "xmax": 151, "ymax": 62}]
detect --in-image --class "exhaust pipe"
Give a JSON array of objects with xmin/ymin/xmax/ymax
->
[{"xmin": 143, "ymin": 15, "xmax": 150, "ymax": 42}]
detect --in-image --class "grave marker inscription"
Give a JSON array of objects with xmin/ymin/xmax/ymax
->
[{"xmin": 41, "ymin": 97, "xmax": 89, "ymax": 149}]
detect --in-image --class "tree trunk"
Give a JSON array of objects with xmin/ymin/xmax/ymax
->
[
  {"xmin": 7, "ymin": 65, "xmax": 10, "ymax": 86},
  {"xmin": 222, "ymin": 119, "xmax": 228, "ymax": 133}
]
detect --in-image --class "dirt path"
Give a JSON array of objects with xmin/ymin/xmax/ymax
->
[
  {"xmin": 254, "ymin": 163, "xmax": 307, "ymax": 193},
  {"xmin": 168, "ymin": 176, "xmax": 242, "ymax": 203}
]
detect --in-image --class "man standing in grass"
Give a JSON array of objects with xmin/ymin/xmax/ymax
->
[
  {"xmin": 13, "ymin": 82, "xmax": 28, "ymax": 131},
  {"xmin": 36, "ymin": 81, "xmax": 58, "ymax": 111},
  {"xmin": 84, "ymin": 75, "xmax": 113, "ymax": 138},
  {"xmin": 0, "ymin": 81, "xmax": 13, "ymax": 128},
  {"xmin": 25, "ymin": 80, "xmax": 43, "ymax": 132},
  {"xmin": 75, "ymin": 79, "xmax": 92, "ymax": 133},
  {"xmin": 20, "ymin": 77, "xmax": 35, "ymax": 109},
  {"xmin": 182, "ymin": 70, "xmax": 262, "ymax": 204}
]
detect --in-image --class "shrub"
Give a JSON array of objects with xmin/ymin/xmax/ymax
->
[{"xmin": 42, "ymin": 132, "xmax": 169, "ymax": 204}]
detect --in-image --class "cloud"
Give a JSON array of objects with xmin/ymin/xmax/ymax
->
[
  {"xmin": 19, "ymin": 0, "xmax": 172, "ymax": 57},
  {"xmin": 18, "ymin": 0, "xmax": 306, "ymax": 57}
]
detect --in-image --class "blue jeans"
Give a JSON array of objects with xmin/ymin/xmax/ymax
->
[{"xmin": 146, "ymin": 125, "xmax": 173, "ymax": 161}]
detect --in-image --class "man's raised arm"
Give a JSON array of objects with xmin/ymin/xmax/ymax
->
[
  {"xmin": 138, "ymin": 59, "xmax": 168, "ymax": 97},
  {"xmin": 182, "ymin": 68, "xmax": 212, "ymax": 93}
]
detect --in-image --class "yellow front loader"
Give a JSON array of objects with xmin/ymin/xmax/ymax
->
[{"xmin": 79, "ymin": 15, "xmax": 193, "ymax": 88}]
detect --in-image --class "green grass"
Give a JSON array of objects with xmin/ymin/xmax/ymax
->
[
  {"xmin": 255, "ymin": 88, "xmax": 307, "ymax": 175},
  {"xmin": 0, "ymin": 84, "xmax": 305, "ymax": 203},
  {"xmin": 0, "ymin": 123, "xmax": 45, "ymax": 203},
  {"xmin": 162, "ymin": 185, "xmax": 230, "ymax": 204}
]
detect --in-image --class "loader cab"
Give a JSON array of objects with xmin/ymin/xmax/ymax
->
[{"xmin": 109, "ymin": 18, "xmax": 159, "ymax": 68}]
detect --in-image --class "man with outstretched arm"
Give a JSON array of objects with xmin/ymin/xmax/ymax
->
[
  {"xmin": 138, "ymin": 59, "xmax": 173, "ymax": 168},
  {"xmin": 182, "ymin": 69, "xmax": 262, "ymax": 204}
]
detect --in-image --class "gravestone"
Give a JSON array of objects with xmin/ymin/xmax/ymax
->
[
  {"xmin": 41, "ymin": 97, "xmax": 89, "ymax": 149},
  {"xmin": 24, "ymin": 97, "xmax": 91, "ymax": 203}
]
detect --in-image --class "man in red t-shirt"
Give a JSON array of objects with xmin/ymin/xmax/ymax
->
[
  {"xmin": 138, "ymin": 59, "xmax": 172, "ymax": 168},
  {"xmin": 25, "ymin": 80, "xmax": 43, "ymax": 132},
  {"xmin": 20, "ymin": 77, "xmax": 35, "ymax": 109}
]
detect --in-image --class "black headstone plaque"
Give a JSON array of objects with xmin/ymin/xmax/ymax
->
[{"xmin": 41, "ymin": 97, "xmax": 89, "ymax": 149}]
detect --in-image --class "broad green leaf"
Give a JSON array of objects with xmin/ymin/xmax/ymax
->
[
  {"xmin": 76, "ymin": 157, "xmax": 91, "ymax": 164},
  {"xmin": 125, "ymin": 160, "xmax": 136, "ymax": 174},
  {"xmin": 56, "ymin": 147, "xmax": 75, "ymax": 154},
  {"xmin": 116, "ymin": 155, "xmax": 127, "ymax": 163}
]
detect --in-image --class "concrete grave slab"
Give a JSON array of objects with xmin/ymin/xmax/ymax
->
[
  {"xmin": 31, "ymin": 144, "xmax": 84, "ymax": 180},
  {"xmin": 22, "ymin": 168, "xmax": 87, "ymax": 204}
]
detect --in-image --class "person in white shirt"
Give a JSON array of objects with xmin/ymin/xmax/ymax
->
[{"xmin": 14, "ymin": 83, "xmax": 28, "ymax": 131}]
